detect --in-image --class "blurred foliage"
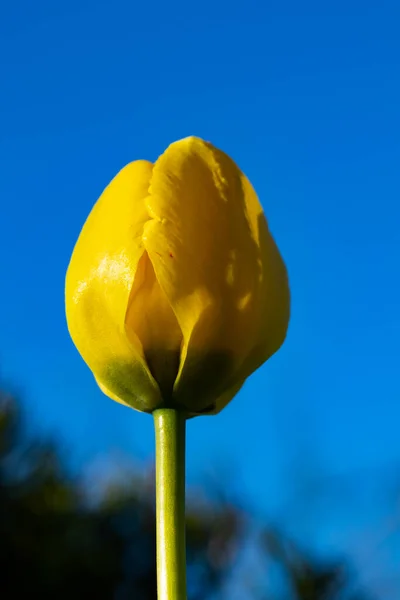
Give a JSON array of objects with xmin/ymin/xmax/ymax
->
[
  {"xmin": 0, "ymin": 389, "xmax": 376, "ymax": 599},
  {"xmin": 261, "ymin": 528, "xmax": 376, "ymax": 600}
]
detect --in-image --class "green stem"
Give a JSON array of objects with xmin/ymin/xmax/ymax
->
[{"xmin": 153, "ymin": 409, "xmax": 187, "ymax": 600}]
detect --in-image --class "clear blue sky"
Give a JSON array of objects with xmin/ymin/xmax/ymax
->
[{"xmin": 1, "ymin": 0, "xmax": 399, "ymax": 551}]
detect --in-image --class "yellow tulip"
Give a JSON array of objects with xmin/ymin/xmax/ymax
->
[{"xmin": 65, "ymin": 137, "xmax": 290, "ymax": 416}]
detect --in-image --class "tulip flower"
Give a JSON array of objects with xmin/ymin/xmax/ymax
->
[
  {"xmin": 65, "ymin": 136, "xmax": 289, "ymax": 415},
  {"xmin": 65, "ymin": 136, "xmax": 290, "ymax": 600}
]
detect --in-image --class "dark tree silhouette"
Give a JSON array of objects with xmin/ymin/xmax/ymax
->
[
  {"xmin": 0, "ymin": 391, "xmax": 241, "ymax": 599},
  {"xmin": 0, "ymin": 389, "xmax": 376, "ymax": 599}
]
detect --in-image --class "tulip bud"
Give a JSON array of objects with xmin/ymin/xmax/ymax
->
[{"xmin": 65, "ymin": 137, "xmax": 290, "ymax": 416}]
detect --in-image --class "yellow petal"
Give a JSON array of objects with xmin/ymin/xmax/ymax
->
[
  {"xmin": 143, "ymin": 137, "xmax": 290, "ymax": 413},
  {"xmin": 95, "ymin": 377, "xmax": 130, "ymax": 407},
  {"xmin": 65, "ymin": 160, "xmax": 162, "ymax": 412},
  {"xmin": 125, "ymin": 251, "xmax": 183, "ymax": 402},
  {"xmin": 208, "ymin": 379, "xmax": 245, "ymax": 415},
  {"xmin": 231, "ymin": 173, "xmax": 290, "ymax": 375}
]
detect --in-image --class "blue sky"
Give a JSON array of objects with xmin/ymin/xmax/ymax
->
[{"xmin": 1, "ymin": 0, "xmax": 399, "ymax": 556}]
